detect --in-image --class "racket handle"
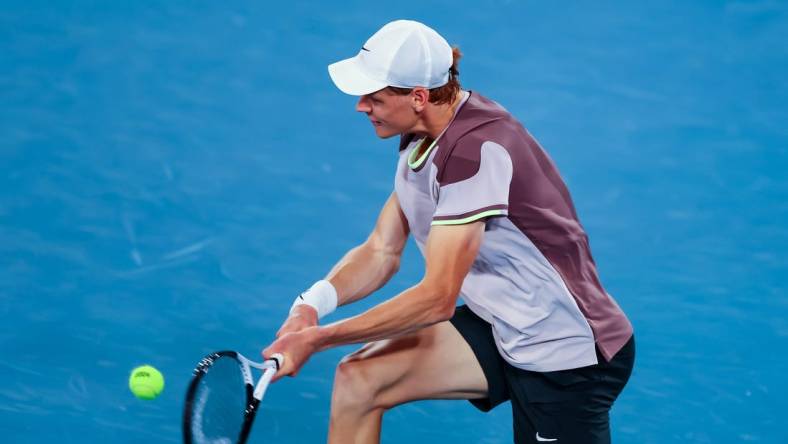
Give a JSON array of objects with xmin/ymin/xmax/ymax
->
[
  {"xmin": 270, "ymin": 353, "xmax": 285, "ymax": 370},
  {"xmin": 252, "ymin": 354, "xmax": 285, "ymax": 401},
  {"xmin": 253, "ymin": 368, "xmax": 275, "ymax": 400}
]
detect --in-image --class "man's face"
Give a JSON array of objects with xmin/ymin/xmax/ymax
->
[{"xmin": 356, "ymin": 88, "xmax": 419, "ymax": 139}]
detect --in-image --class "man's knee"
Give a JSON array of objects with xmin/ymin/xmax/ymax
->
[{"xmin": 331, "ymin": 354, "xmax": 384, "ymax": 413}]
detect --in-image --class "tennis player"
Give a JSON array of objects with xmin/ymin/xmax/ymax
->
[{"xmin": 263, "ymin": 20, "xmax": 635, "ymax": 444}]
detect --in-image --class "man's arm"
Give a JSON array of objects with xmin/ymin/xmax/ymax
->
[
  {"xmin": 317, "ymin": 221, "xmax": 484, "ymax": 346},
  {"xmin": 326, "ymin": 191, "xmax": 410, "ymax": 306},
  {"xmin": 265, "ymin": 220, "xmax": 485, "ymax": 378},
  {"xmin": 279, "ymin": 192, "xmax": 409, "ymax": 336}
]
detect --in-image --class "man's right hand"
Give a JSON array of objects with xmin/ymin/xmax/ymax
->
[{"xmin": 276, "ymin": 304, "xmax": 319, "ymax": 338}]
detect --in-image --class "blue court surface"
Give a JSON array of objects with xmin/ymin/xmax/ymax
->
[{"xmin": 1, "ymin": 1, "xmax": 787, "ymax": 443}]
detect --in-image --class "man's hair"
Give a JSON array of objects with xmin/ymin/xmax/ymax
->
[{"xmin": 386, "ymin": 46, "xmax": 463, "ymax": 105}]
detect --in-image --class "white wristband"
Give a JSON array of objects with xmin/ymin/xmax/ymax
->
[{"xmin": 290, "ymin": 280, "xmax": 338, "ymax": 319}]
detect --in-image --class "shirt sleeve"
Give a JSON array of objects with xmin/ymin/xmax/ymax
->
[{"xmin": 431, "ymin": 138, "xmax": 513, "ymax": 226}]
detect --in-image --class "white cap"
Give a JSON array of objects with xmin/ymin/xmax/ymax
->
[{"xmin": 328, "ymin": 20, "xmax": 453, "ymax": 96}]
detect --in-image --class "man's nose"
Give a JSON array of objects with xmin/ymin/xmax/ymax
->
[{"xmin": 356, "ymin": 96, "xmax": 371, "ymax": 113}]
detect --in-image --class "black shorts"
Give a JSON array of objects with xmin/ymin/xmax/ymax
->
[{"xmin": 449, "ymin": 305, "xmax": 635, "ymax": 444}]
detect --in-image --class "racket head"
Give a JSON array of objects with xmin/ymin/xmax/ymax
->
[{"xmin": 182, "ymin": 351, "xmax": 260, "ymax": 444}]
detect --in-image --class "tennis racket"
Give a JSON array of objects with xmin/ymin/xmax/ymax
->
[{"xmin": 182, "ymin": 351, "xmax": 284, "ymax": 444}]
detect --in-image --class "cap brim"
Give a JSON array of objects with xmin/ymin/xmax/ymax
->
[{"xmin": 328, "ymin": 56, "xmax": 388, "ymax": 96}]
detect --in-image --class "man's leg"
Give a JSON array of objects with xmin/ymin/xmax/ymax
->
[{"xmin": 328, "ymin": 320, "xmax": 488, "ymax": 444}]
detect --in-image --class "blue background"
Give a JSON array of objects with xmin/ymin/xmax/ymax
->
[{"xmin": 1, "ymin": 1, "xmax": 786, "ymax": 443}]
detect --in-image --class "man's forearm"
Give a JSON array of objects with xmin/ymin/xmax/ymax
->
[
  {"xmin": 325, "ymin": 242, "xmax": 401, "ymax": 306},
  {"xmin": 315, "ymin": 284, "xmax": 454, "ymax": 351}
]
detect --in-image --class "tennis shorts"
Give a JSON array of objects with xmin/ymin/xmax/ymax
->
[{"xmin": 449, "ymin": 305, "xmax": 635, "ymax": 444}]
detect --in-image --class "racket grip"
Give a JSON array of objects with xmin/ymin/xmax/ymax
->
[
  {"xmin": 252, "ymin": 354, "xmax": 285, "ymax": 400},
  {"xmin": 270, "ymin": 353, "xmax": 285, "ymax": 370}
]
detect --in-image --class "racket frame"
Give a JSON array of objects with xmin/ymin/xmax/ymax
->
[{"xmin": 183, "ymin": 350, "xmax": 283, "ymax": 444}]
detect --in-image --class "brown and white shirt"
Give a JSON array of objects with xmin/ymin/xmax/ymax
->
[{"xmin": 394, "ymin": 91, "xmax": 633, "ymax": 372}]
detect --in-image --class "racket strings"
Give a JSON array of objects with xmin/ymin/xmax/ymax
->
[{"xmin": 188, "ymin": 357, "xmax": 249, "ymax": 444}]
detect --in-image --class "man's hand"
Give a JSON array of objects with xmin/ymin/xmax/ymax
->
[
  {"xmin": 263, "ymin": 326, "xmax": 321, "ymax": 382},
  {"xmin": 276, "ymin": 305, "xmax": 319, "ymax": 338}
]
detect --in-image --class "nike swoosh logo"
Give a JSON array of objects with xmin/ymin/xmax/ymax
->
[{"xmin": 536, "ymin": 432, "xmax": 558, "ymax": 442}]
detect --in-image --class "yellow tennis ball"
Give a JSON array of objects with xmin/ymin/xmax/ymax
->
[{"xmin": 129, "ymin": 365, "xmax": 164, "ymax": 400}]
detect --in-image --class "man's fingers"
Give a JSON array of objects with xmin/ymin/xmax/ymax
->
[
  {"xmin": 262, "ymin": 347, "xmax": 291, "ymax": 382},
  {"xmin": 262, "ymin": 346, "xmax": 275, "ymax": 362},
  {"xmin": 263, "ymin": 328, "xmax": 315, "ymax": 383},
  {"xmin": 270, "ymin": 360, "xmax": 295, "ymax": 383}
]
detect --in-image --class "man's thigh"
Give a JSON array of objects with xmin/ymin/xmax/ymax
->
[{"xmin": 337, "ymin": 319, "xmax": 489, "ymax": 407}]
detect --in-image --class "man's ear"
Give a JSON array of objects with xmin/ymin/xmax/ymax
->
[{"xmin": 411, "ymin": 87, "xmax": 430, "ymax": 112}]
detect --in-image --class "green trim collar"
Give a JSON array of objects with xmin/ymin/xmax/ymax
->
[{"xmin": 407, "ymin": 138, "xmax": 439, "ymax": 170}]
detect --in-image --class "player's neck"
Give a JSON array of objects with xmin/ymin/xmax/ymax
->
[{"xmin": 414, "ymin": 91, "xmax": 464, "ymax": 140}]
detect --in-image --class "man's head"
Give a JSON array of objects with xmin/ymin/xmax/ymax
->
[{"xmin": 328, "ymin": 20, "xmax": 462, "ymax": 138}]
